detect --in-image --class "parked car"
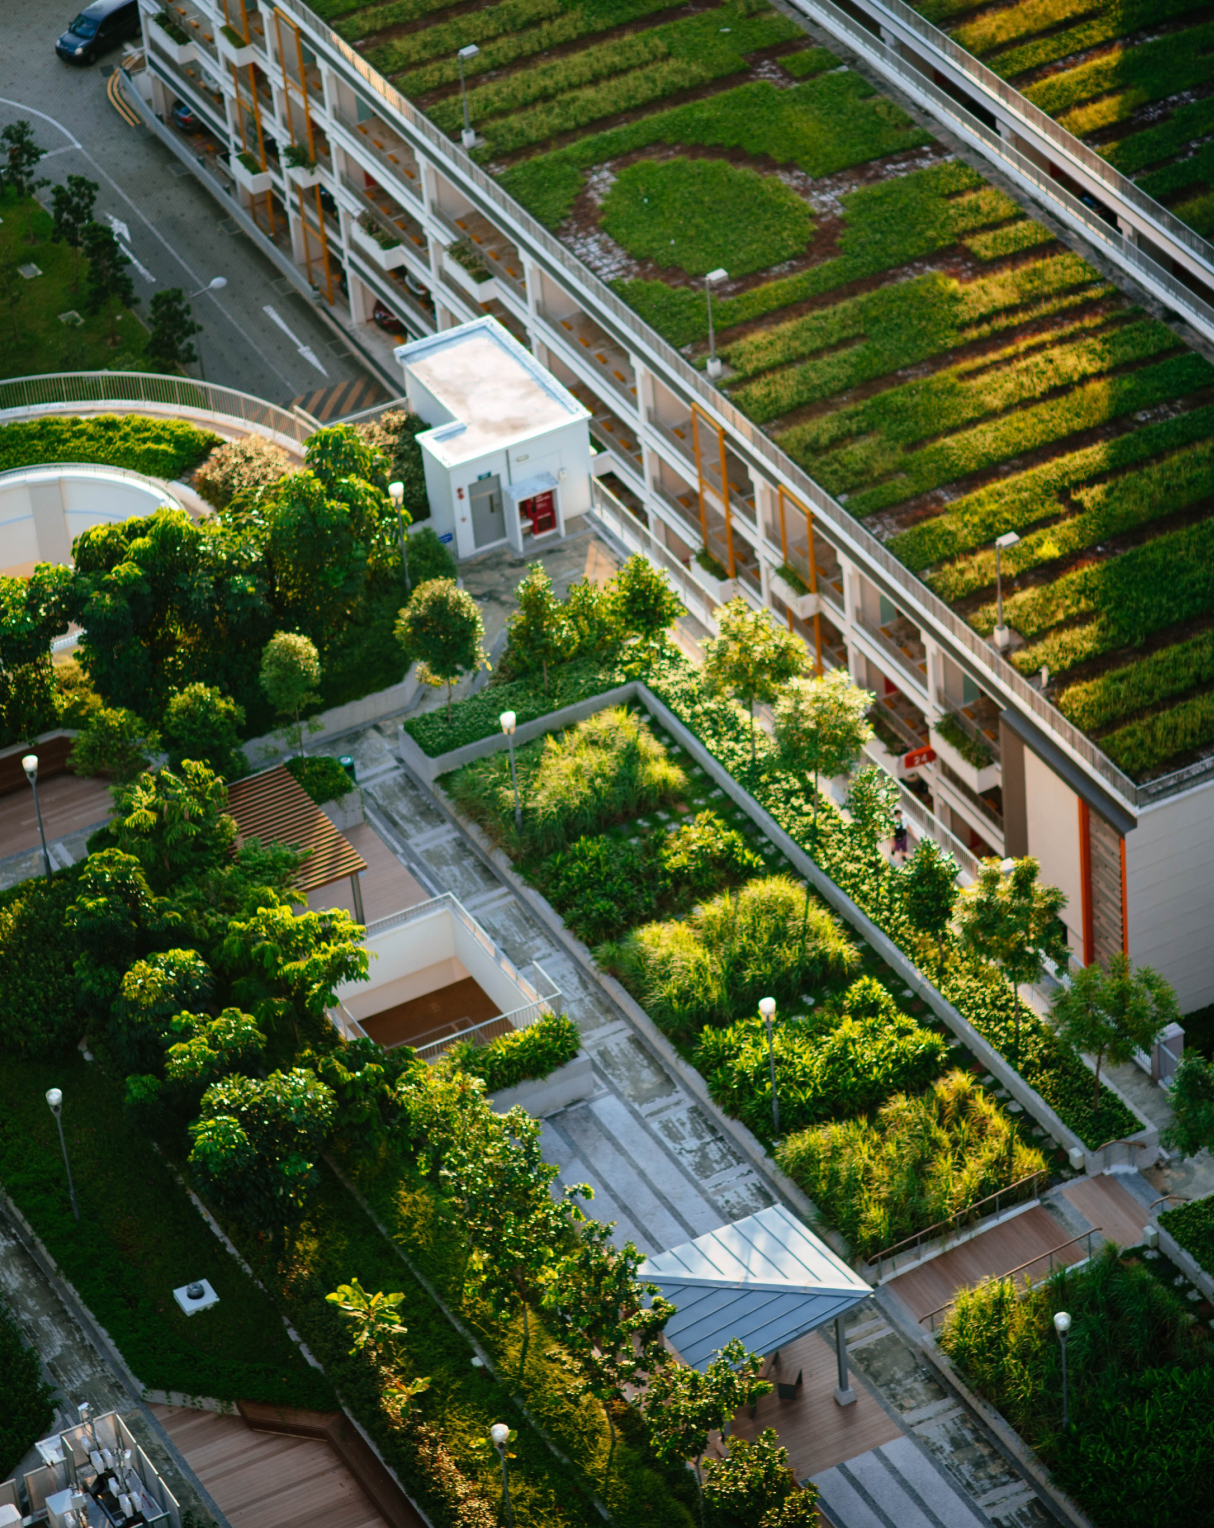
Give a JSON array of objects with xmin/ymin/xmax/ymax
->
[
  {"xmin": 373, "ymin": 301, "xmax": 405, "ymax": 335},
  {"xmin": 170, "ymin": 99, "xmax": 201, "ymax": 133},
  {"xmin": 56, "ymin": 0, "xmax": 139, "ymax": 64}
]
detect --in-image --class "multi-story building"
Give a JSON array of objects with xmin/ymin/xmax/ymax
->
[{"xmin": 131, "ymin": 0, "xmax": 1214, "ymax": 1010}]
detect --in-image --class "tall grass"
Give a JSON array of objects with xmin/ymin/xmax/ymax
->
[
  {"xmin": 600, "ymin": 874, "xmax": 857, "ymax": 1040},
  {"xmin": 776, "ymin": 1069, "xmax": 1046, "ymax": 1257}
]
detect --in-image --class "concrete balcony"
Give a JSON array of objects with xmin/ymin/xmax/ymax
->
[
  {"xmin": 332, "ymin": 105, "xmax": 425, "ymax": 208},
  {"xmin": 929, "ymin": 720, "xmax": 1001, "ymax": 795},
  {"xmin": 442, "ymin": 208, "xmax": 525, "ymax": 299},
  {"xmin": 856, "ymin": 611, "xmax": 930, "ymax": 704},
  {"xmin": 538, "ymin": 305, "xmax": 637, "ymax": 412}
]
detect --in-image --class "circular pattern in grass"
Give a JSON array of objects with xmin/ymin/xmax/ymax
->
[{"xmin": 599, "ymin": 157, "xmax": 813, "ymax": 278}]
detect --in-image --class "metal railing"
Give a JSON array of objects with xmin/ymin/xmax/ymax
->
[
  {"xmin": 1092, "ymin": 1136, "xmax": 1151, "ymax": 1171},
  {"xmin": 591, "ymin": 478, "xmax": 719, "ymax": 631},
  {"xmin": 920, "ymin": 1226, "xmax": 1102, "ymax": 1332},
  {"xmin": 0, "ymin": 460, "xmax": 184, "ymax": 496},
  {"xmin": 855, "ymin": 614, "xmax": 930, "ymax": 699},
  {"xmin": 867, "ymin": 1170, "xmax": 1046, "ymax": 1281},
  {"xmin": 412, "ymin": 990, "xmax": 556, "ymax": 1065},
  {"xmin": 938, "ymin": 704, "xmax": 1001, "ymax": 765},
  {"xmin": 328, "ymin": 1000, "xmax": 369, "ymax": 1042}
]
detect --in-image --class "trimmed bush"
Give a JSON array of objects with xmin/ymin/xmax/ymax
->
[
  {"xmin": 285, "ymin": 753, "xmax": 355, "ymax": 804},
  {"xmin": 1159, "ymin": 1194, "xmax": 1214, "ymax": 1277},
  {"xmin": 0, "ymin": 414, "xmax": 217, "ymax": 479},
  {"xmin": 449, "ymin": 1011, "xmax": 581, "ymax": 1092},
  {"xmin": 195, "ymin": 434, "xmax": 291, "ymax": 509}
]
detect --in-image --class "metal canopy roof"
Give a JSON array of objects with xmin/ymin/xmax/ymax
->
[
  {"xmin": 226, "ymin": 765, "xmax": 367, "ymax": 893},
  {"xmin": 639, "ymin": 1205, "xmax": 872, "ymax": 1371}
]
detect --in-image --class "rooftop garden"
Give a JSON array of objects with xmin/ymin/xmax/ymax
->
[{"xmin": 323, "ymin": 0, "xmax": 1214, "ymax": 784}]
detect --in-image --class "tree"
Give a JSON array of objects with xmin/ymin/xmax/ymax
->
[
  {"xmin": 304, "ymin": 422, "xmax": 388, "ymax": 494},
  {"xmin": 50, "ymin": 174, "xmax": 99, "ymax": 290},
  {"xmin": 67, "ymin": 704, "xmax": 160, "ymax": 782},
  {"xmin": 260, "ymin": 631, "xmax": 321, "ymax": 756},
  {"xmin": 220, "ymin": 903, "xmax": 368, "ymax": 1048},
  {"xmin": 263, "ymin": 472, "xmax": 371, "ymax": 644},
  {"xmin": 773, "ymin": 669, "xmax": 874, "ymax": 835},
  {"xmin": 614, "ymin": 554, "xmax": 682, "ymax": 653},
  {"xmin": 1162, "ymin": 1052, "xmax": 1214, "ymax": 1159},
  {"xmin": 325, "ymin": 1277, "xmax": 407, "ymax": 1363},
  {"xmin": 702, "ymin": 1430, "xmax": 819, "ymax": 1528},
  {"xmin": 847, "ymin": 765, "xmax": 899, "ymax": 856},
  {"xmin": 955, "ymin": 857, "xmax": 1068, "ymax": 1065},
  {"xmin": 1052, "ymin": 954, "xmax": 1177, "ymax": 1109},
  {"xmin": 81, "ymin": 222, "xmax": 137, "ymax": 344},
  {"xmin": 188, "ymin": 1067, "xmax": 336, "ymax": 1238},
  {"xmin": 65, "ymin": 850, "xmax": 172, "ymax": 1028},
  {"xmin": 108, "ymin": 760, "xmax": 237, "ymax": 892},
  {"xmin": 643, "ymin": 1340, "xmax": 772, "ymax": 1526},
  {"xmin": 899, "ymin": 837, "xmax": 959, "ymax": 972},
  {"xmin": 507, "ymin": 562, "xmax": 574, "ymax": 691},
  {"xmin": 703, "ymin": 597, "xmax": 807, "ymax": 763},
  {"xmin": 163, "ymin": 682, "xmax": 246, "ymax": 779},
  {"xmin": 146, "ymin": 287, "xmax": 202, "ymax": 372},
  {"xmin": 110, "ymin": 947, "xmax": 213, "ymax": 1073},
  {"xmin": 163, "ymin": 1007, "xmax": 266, "ymax": 1094},
  {"xmin": 194, "ymin": 434, "xmax": 291, "ymax": 511},
  {"xmin": 395, "ymin": 578, "xmax": 487, "ymax": 722},
  {"xmin": 0, "ymin": 121, "xmax": 48, "ymax": 241}
]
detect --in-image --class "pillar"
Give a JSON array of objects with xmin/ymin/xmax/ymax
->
[{"xmin": 834, "ymin": 1316, "xmax": 856, "ymax": 1406}]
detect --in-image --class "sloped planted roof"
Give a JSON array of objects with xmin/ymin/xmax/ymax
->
[
  {"xmin": 226, "ymin": 764, "xmax": 366, "ymax": 893},
  {"xmin": 640, "ymin": 1205, "xmax": 872, "ymax": 1371}
]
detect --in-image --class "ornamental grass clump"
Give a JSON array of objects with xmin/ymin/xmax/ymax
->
[
  {"xmin": 601, "ymin": 874, "xmax": 857, "ymax": 1040},
  {"xmin": 777, "ymin": 1069, "xmax": 1047, "ymax": 1258},
  {"xmin": 696, "ymin": 976, "xmax": 950, "ymax": 1137}
]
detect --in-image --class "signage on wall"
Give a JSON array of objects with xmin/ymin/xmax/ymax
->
[
  {"xmin": 477, "ymin": 471, "xmax": 493, "ymax": 481},
  {"xmin": 903, "ymin": 746, "xmax": 936, "ymax": 770},
  {"xmin": 439, "ymin": 532, "xmax": 454, "ymax": 544}
]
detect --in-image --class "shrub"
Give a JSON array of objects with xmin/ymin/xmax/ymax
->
[
  {"xmin": 696, "ymin": 976, "xmax": 950, "ymax": 1137},
  {"xmin": 285, "ymin": 753, "xmax": 354, "ymax": 803},
  {"xmin": 0, "ymin": 869, "xmax": 83, "ymax": 1059},
  {"xmin": 777, "ymin": 1069, "xmax": 1047, "ymax": 1257},
  {"xmin": 449, "ymin": 1011, "xmax": 581, "ymax": 1092},
  {"xmin": 0, "ymin": 1293, "xmax": 53, "ymax": 1476},
  {"xmin": 1159, "ymin": 1194, "xmax": 1214, "ymax": 1277},
  {"xmin": 195, "ymin": 433, "xmax": 292, "ymax": 510},
  {"xmin": 0, "ymin": 414, "xmax": 218, "ymax": 478},
  {"xmin": 163, "ymin": 682, "xmax": 246, "ymax": 778},
  {"xmin": 68, "ymin": 703, "xmax": 161, "ymax": 781},
  {"xmin": 934, "ymin": 712, "xmax": 992, "ymax": 768},
  {"xmin": 355, "ymin": 409, "xmax": 431, "ymax": 522}
]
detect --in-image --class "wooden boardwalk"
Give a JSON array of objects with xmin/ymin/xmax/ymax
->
[
  {"xmin": 151, "ymin": 1406, "xmax": 387, "ymax": 1528},
  {"xmin": 1060, "ymin": 1173, "xmax": 1149, "ymax": 1249},
  {"xmin": 0, "ymin": 770, "xmax": 112, "ymax": 858},
  {"xmin": 306, "ymin": 821, "xmax": 428, "ymax": 924}
]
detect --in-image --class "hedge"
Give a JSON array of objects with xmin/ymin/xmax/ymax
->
[
  {"xmin": 449, "ymin": 1011, "xmax": 581, "ymax": 1092},
  {"xmin": 1159, "ymin": 1193, "xmax": 1214, "ymax": 1278},
  {"xmin": 0, "ymin": 415, "xmax": 219, "ymax": 480}
]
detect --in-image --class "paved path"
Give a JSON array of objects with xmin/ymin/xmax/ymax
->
[{"xmin": 813, "ymin": 1436, "xmax": 991, "ymax": 1528}]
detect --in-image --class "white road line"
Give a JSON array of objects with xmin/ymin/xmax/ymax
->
[
  {"xmin": 107, "ymin": 214, "xmax": 132, "ymax": 245},
  {"xmin": 262, "ymin": 304, "xmax": 329, "ymax": 376}
]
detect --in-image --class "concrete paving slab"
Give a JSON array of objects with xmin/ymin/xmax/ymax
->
[
  {"xmin": 589, "ymin": 1032, "xmax": 682, "ymax": 1110},
  {"xmin": 588, "ymin": 1095, "xmax": 723, "ymax": 1237},
  {"xmin": 556, "ymin": 1104, "xmax": 691, "ymax": 1253}
]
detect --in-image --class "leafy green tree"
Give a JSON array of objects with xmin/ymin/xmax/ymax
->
[
  {"xmin": 899, "ymin": 837, "xmax": 959, "ymax": 972},
  {"xmin": 542, "ymin": 1219, "xmax": 674, "ymax": 1487},
  {"xmin": 614, "ymin": 554, "xmax": 682, "ymax": 653},
  {"xmin": 108, "ymin": 761, "xmax": 236, "ymax": 892},
  {"xmin": 163, "ymin": 1007, "xmax": 266, "ymax": 1093},
  {"xmin": 221, "ymin": 903, "xmax": 368, "ymax": 1049},
  {"xmin": 702, "ymin": 1429, "xmax": 818, "ymax": 1528},
  {"xmin": 0, "ymin": 121, "xmax": 48, "ymax": 241},
  {"xmin": 643, "ymin": 1340, "xmax": 772, "ymax": 1526},
  {"xmin": 67, "ymin": 704, "xmax": 160, "ymax": 782},
  {"xmin": 1052, "ymin": 954, "xmax": 1177, "ymax": 1108},
  {"xmin": 304, "ymin": 422, "xmax": 388, "ymax": 494},
  {"xmin": 50, "ymin": 174, "xmax": 99, "ymax": 290},
  {"xmin": 263, "ymin": 473, "xmax": 370, "ymax": 644},
  {"xmin": 956, "ymin": 857, "xmax": 1068, "ymax": 1064},
  {"xmin": 147, "ymin": 288, "xmax": 202, "ymax": 372},
  {"xmin": 163, "ymin": 682, "xmax": 246, "ymax": 779},
  {"xmin": 1162, "ymin": 1052, "xmax": 1214, "ymax": 1159},
  {"xmin": 111, "ymin": 947, "xmax": 213, "ymax": 1073},
  {"xmin": 309, "ymin": 1037, "xmax": 419, "ymax": 1149},
  {"xmin": 703, "ymin": 597, "xmax": 807, "ymax": 763},
  {"xmin": 65, "ymin": 850, "xmax": 173, "ymax": 1027},
  {"xmin": 260, "ymin": 631, "xmax": 321, "ymax": 756},
  {"xmin": 847, "ymin": 765, "xmax": 899, "ymax": 857},
  {"xmin": 564, "ymin": 577, "xmax": 622, "ymax": 660},
  {"xmin": 82, "ymin": 222, "xmax": 137, "ymax": 344},
  {"xmin": 774, "ymin": 669, "xmax": 874, "ymax": 833},
  {"xmin": 395, "ymin": 577, "xmax": 487, "ymax": 721},
  {"xmin": 0, "ymin": 564, "xmax": 74, "ymax": 742},
  {"xmin": 188, "ymin": 1067, "xmax": 336, "ymax": 1237},
  {"xmin": 325, "ymin": 1277, "xmax": 407, "ymax": 1363},
  {"xmin": 507, "ymin": 562, "xmax": 575, "ymax": 691}
]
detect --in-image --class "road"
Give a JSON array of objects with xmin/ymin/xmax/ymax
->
[{"xmin": 0, "ymin": 0, "xmax": 385, "ymax": 407}]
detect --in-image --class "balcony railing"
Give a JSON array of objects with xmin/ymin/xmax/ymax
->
[
  {"xmin": 332, "ymin": 104, "xmax": 425, "ymax": 206},
  {"xmin": 857, "ymin": 613, "xmax": 929, "ymax": 698}
]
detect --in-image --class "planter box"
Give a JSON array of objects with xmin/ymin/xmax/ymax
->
[
  {"xmin": 154, "ymin": 31, "xmax": 197, "ymax": 64},
  {"xmin": 286, "ymin": 161, "xmax": 324, "ymax": 190},
  {"xmin": 690, "ymin": 563, "xmax": 737, "ymax": 607},
  {"xmin": 489, "ymin": 1052, "xmax": 595, "ymax": 1118},
  {"xmin": 864, "ymin": 733, "xmax": 917, "ymax": 782},
  {"xmin": 232, "ymin": 156, "xmax": 273, "ymax": 195},
  {"xmin": 350, "ymin": 218, "xmax": 408, "ymax": 271},
  {"xmin": 217, "ymin": 28, "xmax": 256, "ymax": 66},
  {"xmin": 318, "ymin": 788, "xmax": 363, "ymax": 832},
  {"xmin": 441, "ymin": 247, "xmax": 498, "ymax": 301},
  {"xmin": 930, "ymin": 724, "xmax": 1001, "ymax": 794},
  {"xmin": 770, "ymin": 570, "xmax": 819, "ymax": 620}
]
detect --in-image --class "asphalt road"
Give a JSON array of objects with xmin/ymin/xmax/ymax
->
[{"xmin": 0, "ymin": 0, "xmax": 383, "ymax": 407}]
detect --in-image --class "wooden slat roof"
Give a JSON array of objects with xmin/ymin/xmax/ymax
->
[{"xmin": 226, "ymin": 764, "xmax": 366, "ymax": 893}]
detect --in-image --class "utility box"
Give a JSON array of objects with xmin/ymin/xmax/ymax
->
[{"xmin": 395, "ymin": 317, "xmax": 592, "ymax": 561}]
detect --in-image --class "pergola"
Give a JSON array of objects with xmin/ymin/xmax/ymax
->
[
  {"xmin": 226, "ymin": 764, "xmax": 368, "ymax": 920},
  {"xmin": 640, "ymin": 1204, "xmax": 873, "ymax": 1404}
]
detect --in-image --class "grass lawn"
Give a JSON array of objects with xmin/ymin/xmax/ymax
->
[{"xmin": 0, "ymin": 191, "xmax": 149, "ymax": 378}]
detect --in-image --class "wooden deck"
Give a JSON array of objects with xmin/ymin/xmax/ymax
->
[
  {"xmin": 729, "ymin": 1329, "xmax": 902, "ymax": 1484},
  {"xmin": 361, "ymin": 975, "xmax": 500, "ymax": 1050},
  {"xmin": 307, "ymin": 821, "xmax": 428, "ymax": 924},
  {"xmin": 0, "ymin": 769, "xmax": 112, "ymax": 857},
  {"xmin": 151, "ymin": 1406, "xmax": 387, "ymax": 1528},
  {"xmin": 1060, "ymin": 1173, "xmax": 1149, "ymax": 1248}
]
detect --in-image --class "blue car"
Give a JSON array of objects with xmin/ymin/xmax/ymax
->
[
  {"xmin": 56, "ymin": 0, "xmax": 139, "ymax": 64},
  {"xmin": 171, "ymin": 100, "xmax": 201, "ymax": 133}
]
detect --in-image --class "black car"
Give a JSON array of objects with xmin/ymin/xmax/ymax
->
[{"xmin": 56, "ymin": 0, "xmax": 139, "ymax": 64}]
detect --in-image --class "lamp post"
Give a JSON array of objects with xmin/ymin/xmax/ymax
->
[
  {"xmin": 500, "ymin": 711, "xmax": 522, "ymax": 832},
  {"xmin": 188, "ymin": 276, "xmax": 227, "ymax": 382},
  {"xmin": 704, "ymin": 268, "xmax": 728, "ymax": 379},
  {"xmin": 1054, "ymin": 1310, "xmax": 1071, "ymax": 1430},
  {"xmin": 490, "ymin": 1423, "xmax": 513, "ymax": 1528},
  {"xmin": 388, "ymin": 480, "xmax": 412, "ymax": 593},
  {"xmin": 22, "ymin": 754, "xmax": 52, "ymax": 879},
  {"xmin": 993, "ymin": 530, "xmax": 1020, "ymax": 651},
  {"xmin": 759, "ymin": 996, "xmax": 779, "ymax": 1136},
  {"xmin": 457, "ymin": 44, "xmax": 480, "ymax": 148},
  {"xmin": 46, "ymin": 1088, "xmax": 79, "ymax": 1222}
]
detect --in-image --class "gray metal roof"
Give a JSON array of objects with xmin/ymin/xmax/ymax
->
[{"xmin": 639, "ymin": 1204, "xmax": 872, "ymax": 1371}]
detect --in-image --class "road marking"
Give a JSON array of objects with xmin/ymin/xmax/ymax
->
[
  {"xmin": 106, "ymin": 70, "xmax": 141, "ymax": 127},
  {"xmin": 262, "ymin": 304, "xmax": 329, "ymax": 376},
  {"xmin": 107, "ymin": 214, "xmax": 131, "ymax": 245}
]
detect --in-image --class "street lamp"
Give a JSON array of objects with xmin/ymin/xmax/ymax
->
[
  {"xmin": 1054, "ymin": 1310, "xmax": 1071, "ymax": 1430},
  {"xmin": 46, "ymin": 1088, "xmax": 80, "ymax": 1222},
  {"xmin": 457, "ymin": 44, "xmax": 480, "ymax": 148},
  {"xmin": 22, "ymin": 754, "xmax": 51, "ymax": 879},
  {"xmin": 489, "ymin": 1423, "xmax": 513, "ymax": 1528},
  {"xmin": 500, "ymin": 711, "xmax": 522, "ymax": 833},
  {"xmin": 388, "ymin": 480, "xmax": 412, "ymax": 592},
  {"xmin": 993, "ymin": 530, "xmax": 1020, "ymax": 651},
  {"xmin": 187, "ymin": 276, "xmax": 227, "ymax": 383},
  {"xmin": 704, "ymin": 268, "xmax": 727, "ymax": 379},
  {"xmin": 759, "ymin": 996, "xmax": 779, "ymax": 1136}
]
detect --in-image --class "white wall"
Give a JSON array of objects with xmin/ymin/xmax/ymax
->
[
  {"xmin": 0, "ymin": 468, "xmax": 177, "ymax": 575},
  {"xmin": 1023, "ymin": 747, "xmax": 1084, "ymax": 955},
  {"xmin": 1126, "ymin": 779, "xmax": 1214, "ymax": 1013}
]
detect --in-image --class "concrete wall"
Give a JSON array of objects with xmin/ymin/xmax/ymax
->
[
  {"xmin": 342, "ymin": 955, "xmax": 469, "ymax": 1021},
  {"xmin": 1023, "ymin": 745, "xmax": 1084, "ymax": 956},
  {"xmin": 0, "ymin": 468, "xmax": 177, "ymax": 575},
  {"xmin": 1126, "ymin": 780, "xmax": 1214, "ymax": 1013}
]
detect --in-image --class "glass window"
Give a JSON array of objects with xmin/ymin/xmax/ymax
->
[{"xmin": 68, "ymin": 13, "xmax": 100, "ymax": 35}]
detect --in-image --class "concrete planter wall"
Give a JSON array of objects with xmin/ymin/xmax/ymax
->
[
  {"xmin": 690, "ymin": 564, "xmax": 737, "ymax": 607},
  {"xmin": 153, "ymin": 30, "xmax": 197, "ymax": 64},
  {"xmin": 929, "ymin": 725, "xmax": 1001, "ymax": 794},
  {"xmin": 440, "ymin": 248, "xmax": 498, "ymax": 301},
  {"xmin": 489, "ymin": 1052, "xmax": 595, "ymax": 1117},
  {"xmin": 770, "ymin": 570, "xmax": 819, "ymax": 620},
  {"xmin": 286, "ymin": 162, "xmax": 325, "ymax": 190},
  {"xmin": 319, "ymin": 789, "xmax": 363, "ymax": 832},
  {"xmin": 350, "ymin": 219, "xmax": 408, "ymax": 270},
  {"xmin": 232, "ymin": 156, "xmax": 273, "ymax": 195},
  {"xmin": 1155, "ymin": 1220, "xmax": 1214, "ymax": 1302},
  {"xmin": 217, "ymin": 29, "xmax": 257, "ymax": 66}
]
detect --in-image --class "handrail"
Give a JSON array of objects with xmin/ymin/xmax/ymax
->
[
  {"xmin": 266, "ymin": 0, "xmax": 1214, "ymax": 812},
  {"xmin": 1094, "ymin": 1136, "xmax": 1150, "ymax": 1170},
  {"xmin": 919, "ymin": 1227, "xmax": 1102, "ymax": 1331},
  {"xmin": 821, "ymin": 0, "xmax": 1214, "ymax": 283},
  {"xmin": 412, "ymin": 992, "xmax": 555, "ymax": 1064},
  {"xmin": 0, "ymin": 460, "xmax": 182, "ymax": 494},
  {"xmin": 1150, "ymin": 1193, "xmax": 1189, "ymax": 1212},
  {"xmin": 867, "ymin": 1170, "xmax": 1045, "ymax": 1279}
]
